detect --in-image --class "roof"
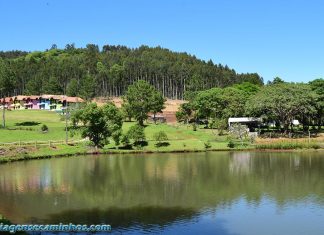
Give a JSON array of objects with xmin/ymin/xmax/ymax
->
[
  {"xmin": 41, "ymin": 94, "xmax": 55, "ymax": 99},
  {"xmin": 29, "ymin": 96, "xmax": 41, "ymax": 100},
  {"xmin": 2, "ymin": 95, "xmax": 84, "ymax": 103},
  {"xmin": 63, "ymin": 97, "xmax": 84, "ymax": 103},
  {"xmin": 14, "ymin": 95, "xmax": 29, "ymax": 101},
  {"xmin": 228, "ymin": 117, "xmax": 262, "ymax": 123},
  {"xmin": 0, "ymin": 97, "xmax": 13, "ymax": 103}
]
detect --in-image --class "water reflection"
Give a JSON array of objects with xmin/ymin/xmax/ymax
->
[{"xmin": 0, "ymin": 152, "xmax": 323, "ymax": 234}]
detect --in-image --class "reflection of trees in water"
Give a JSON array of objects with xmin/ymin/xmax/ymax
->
[
  {"xmin": 43, "ymin": 206, "xmax": 239, "ymax": 235},
  {"xmin": 0, "ymin": 152, "xmax": 323, "ymax": 223},
  {"xmin": 229, "ymin": 152, "xmax": 252, "ymax": 174},
  {"xmin": 44, "ymin": 206, "xmax": 196, "ymax": 228}
]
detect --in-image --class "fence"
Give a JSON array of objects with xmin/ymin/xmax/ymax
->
[{"xmin": 0, "ymin": 139, "xmax": 83, "ymax": 147}]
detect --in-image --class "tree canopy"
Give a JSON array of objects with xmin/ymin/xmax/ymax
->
[
  {"xmin": 179, "ymin": 81, "xmax": 323, "ymax": 133},
  {"xmin": 71, "ymin": 102, "xmax": 123, "ymax": 148},
  {"xmin": 122, "ymin": 80, "xmax": 165, "ymax": 125},
  {"xmin": 246, "ymin": 83, "xmax": 317, "ymax": 132},
  {"xmin": 0, "ymin": 58, "xmax": 14, "ymax": 97}
]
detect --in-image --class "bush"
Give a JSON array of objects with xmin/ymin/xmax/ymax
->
[
  {"xmin": 153, "ymin": 131, "xmax": 169, "ymax": 147},
  {"xmin": 127, "ymin": 124, "xmax": 146, "ymax": 146},
  {"xmin": 192, "ymin": 123, "xmax": 197, "ymax": 131},
  {"xmin": 120, "ymin": 134, "xmax": 132, "ymax": 149},
  {"xmin": 227, "ymin": 140, "xmax": 235, "ymax": 148},
  {"xmin": 204, "ymin": 140, "xmax": 212, "ymax": 149},
  {"xmin": 121, "ymin": 134, "xmax": 130, "ymax": 145},
  {"xmin": 153, "ymin": 131, "xmax": 168, "ymax": 142},
  {"xmin": 210, "ymin": 118, "xmax": 227, "ymax": 135},
  {"xmin": 41, "ymin": 124, "xmax": 49, "ymax": 132}
]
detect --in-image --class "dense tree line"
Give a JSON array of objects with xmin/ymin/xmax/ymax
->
[
  {"xmin": 177, "ymin": 79, "xmax": 324, "ymax": 133},
  {"xmin": 0, "ymin": 44, "xmax": 263, "ymax": 99}
]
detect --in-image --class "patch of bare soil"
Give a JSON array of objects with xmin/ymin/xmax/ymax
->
[{"xmin": 93, "ymin": 97, "xmax": 187, "ymax": 123}]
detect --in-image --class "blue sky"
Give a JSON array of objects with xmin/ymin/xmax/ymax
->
[{"xmin": 1, "ymin": 0, "xmax": 323, "ymax": 83}]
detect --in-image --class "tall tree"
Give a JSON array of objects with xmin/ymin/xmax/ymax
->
[
  {"xmin": 80, "ymin": 74, "xmax": 96, "ymax": 101},
  {"xmin": 246, "ymin": 83, "xmax": 316, "ymax": 133},
  {"xmin": 0, "ymin": 58, "xmax": 14, "ymax": 128},
  {"xmin": 66, "ymin": 78, "xmax": 79, "ymax": 97},
  {"xmin": 151, "ymin": 91, "xmax": 166, "ymax": 124},
  {"xmin": 71, "ymin": 102, "xmax": 123, "ymax": 148},
  {"xmin": 309, "ymin": 78, "xmax": 324, "ymax": 130},
  {"xmin": 123, "ymin": 80, "xmax": 165, "ymax": 126}
]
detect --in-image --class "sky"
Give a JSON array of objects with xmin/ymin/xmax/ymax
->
[{"xmin": 1, "ymin": 0, "xmax": 323, "ymax": 83}]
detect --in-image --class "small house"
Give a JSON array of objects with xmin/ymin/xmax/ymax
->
[
  {"xmin": 29, "ymin": 96, "xmax": 41, "ymax": 109},
  {"xmin": 0, "ymin": 97, "xmax": 13, "ymax": 109},
  {"xmin": 12, "ymin": 96, "xmax": 29, "ymax": 110},
  {"xmin": 63, "ymin": 96, "xmax": 84, "ymax": 108},
  {"xmin": 40, "ymin": 95, "xmax": 55, "ymax": 110},
  {"xmin": 228, "ymin": 117, "xmax": 262, "ymax": 132},
  {"xmin": 148, "ymin": 113, "xmax": 166, "ymax": 123}
]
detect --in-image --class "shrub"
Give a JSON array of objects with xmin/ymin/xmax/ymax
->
[
  {"xmin": 210, "ymin": 118, "xmax": 227, "ymax": 135},
  {"xmin": 227, "ymin": 140, "xmax": 235, "ymax": 148},
  {"xmin": 120, "ymin": 134, "xmax": 132, "ymax": 149},
  {"xmin": 192, "ymin": 123, "xmax": 197, "ymax": 131},
  {"xmin": 41, "ymin": 124, "xmax": 49, "ymax": 132},
  {"xmin": 204, "ymin": 140, "xmax": 212, "ymax": 149},
  {"xmin": 153, "ymin": 131, "xmax": 169, "ymax": 147},
  {"xmin": 153, "ymin": 131, "xmax": 168, "ymax": 142},
  {"xmin": 127, "ymin": 124, "xmax": 146, "ymax": 146}
]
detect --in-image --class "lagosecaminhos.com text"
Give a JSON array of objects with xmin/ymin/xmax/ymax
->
[{"xmin": 0, "ymin": 223, "xmax": 111, "ymax": 233}]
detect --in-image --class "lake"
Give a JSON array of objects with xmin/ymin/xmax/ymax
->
[{"xmin": 0, "ymin": 151, "xmax": 323, "ymax": 234}]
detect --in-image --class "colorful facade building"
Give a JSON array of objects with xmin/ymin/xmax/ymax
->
[{"xmin": 0, "ymin": 94, "xmax": 84, "ymax": 111}]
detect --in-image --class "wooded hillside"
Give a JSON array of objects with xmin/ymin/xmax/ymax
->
[{"xmin": 0, "ymin": 44, "xmax": 263, "ymax": 99}]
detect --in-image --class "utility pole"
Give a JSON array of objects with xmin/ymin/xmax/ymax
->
[
  {"xmin": 2, "ymin": 101, "xmax": 5, "ymax": 128},
  {"xmin": 1, "ymin": 90, "xmax": 5, "ymax": 129},
  {"xmin": 65, "ymin": 106, "xmax": 68, "ymax": 144}
]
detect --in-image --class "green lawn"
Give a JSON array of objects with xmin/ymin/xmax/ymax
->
[
  {"xmin": 0, "ymin": 110, "xmax": 80, "ymax": 142},
  {"xmin": 0, "ymin": 110, "xmax": 229, "ymax": 148},
  {"xmin": 107, "ymin": 122, "xmax": 230, "ymax": 151},
  {"xmin": 1, "ymin": 110, "xmax": 322, "ymax": 163}
]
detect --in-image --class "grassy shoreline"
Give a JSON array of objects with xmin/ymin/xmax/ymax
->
[
  {"xmin": 0, "ymin": 110, "xmax": 323, "ymax": 164},
  {"xmin": 0, "ymin": 144, "xmax": 238, "ymax": 164},
  {"xmin": 0, "ymin": 143, "xmax": 323, "ymax": 164}
]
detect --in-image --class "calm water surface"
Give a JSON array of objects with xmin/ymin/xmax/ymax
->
[{"xmin": 0, "ymin": 152, "xmax": 323, "ymax": 234}]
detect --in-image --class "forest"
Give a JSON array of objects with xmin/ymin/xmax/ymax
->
[{"xmin": 0, "ymin": 44, "xmax": 263, "ymax": 99}]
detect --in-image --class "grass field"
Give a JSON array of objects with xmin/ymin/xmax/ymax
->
[
  {"xmin": 0, "ymin": 110, "xmax": 234, "ymax": 162},
  {"xmin": 0, "ymin": 110, "xmax": 80, "ymax": 142},
  {"xmin": 0, "ymin": 110, "xmax": 322, "ymax": 163},
  {"xmin": 107, "ymin": 121, "xmax": 230, "ymax": 151},
  {"xmin": 0, "ymin": 110, "xmax": 227, "ymax": 146}
]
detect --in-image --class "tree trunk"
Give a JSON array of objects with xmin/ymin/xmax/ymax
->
[
  {"xmin": 153, "ymin": 113, "xmax": 157, "ymax": 124},
  {"xmin": 2, "ymin": 105, "xmax": 5, "ymax": 128}
]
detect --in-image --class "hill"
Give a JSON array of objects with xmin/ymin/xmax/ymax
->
[{"xmin": 0, "ymin": 44, "xmax": 263, "ymax": 99}]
